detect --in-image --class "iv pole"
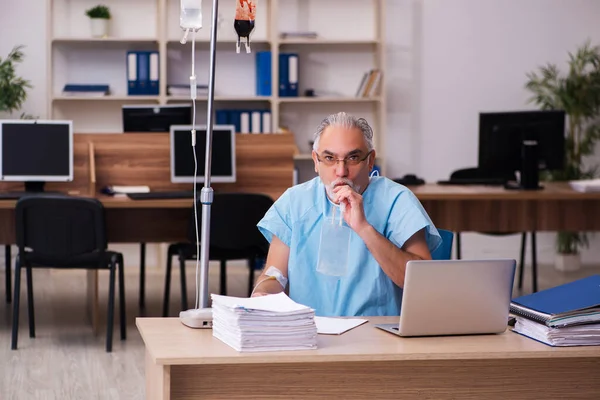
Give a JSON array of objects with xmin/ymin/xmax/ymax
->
[
  {"xmin": 198, "ymin": 0, "xmax": 219, "ymax": 310},
  {"xmin": 179, "ymin": 0, "xmax": 219, "ymax": 328}
]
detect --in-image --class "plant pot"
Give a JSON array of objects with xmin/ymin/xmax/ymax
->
[
  {"xmin": 554, "ymin": 252, "xmax": 581, "ymax": 272},
  {"xmin": 90, "ymin": 18, "xmax": 109, "ymax": 38}
]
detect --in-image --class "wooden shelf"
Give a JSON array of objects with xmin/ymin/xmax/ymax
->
[
  {"xmin": 166, "ymin": 38, "xmax": 271, "ymax": 45},
  {"xmin": 52, "ymin": 95, "xmax": 160, "ymax": 102},
  {"xmin": 279, "ymin": 97, "xmax": 382, "ymax": 104},
  {"xmin": 48, "ymin": 0, "xmax": 387, "ymax": 176},
  {"xmin": 279, "ymin": 39, "xmax": 380, "ymax": 45},
  {"xmin": 52, "ymin": 37, "xmax": 158, "ymax": 43},
  {"xmin": 166, "ymin": 96, "xmax": 274, "ymax": 102}
]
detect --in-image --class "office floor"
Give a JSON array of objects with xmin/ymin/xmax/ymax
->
[{"xmin": 0, "ymin": 261, "xmax": 598, "ymax": 400}]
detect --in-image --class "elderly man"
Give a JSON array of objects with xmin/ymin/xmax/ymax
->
[{"xmin": 254, "ymin": 112, "xmax": 441, "ymax": 316}]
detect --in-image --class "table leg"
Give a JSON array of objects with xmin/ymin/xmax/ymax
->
[{"xmin": 146, "ymin": 349, "xmax": 171, "ymax": 400}]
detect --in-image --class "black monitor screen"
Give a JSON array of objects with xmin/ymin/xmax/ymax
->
[
  {"xmin": 478, "ymin": 110, "xmax": 566, "ymax": 177},
  {"xmin": 171, "ymin": 125, "xmax": 236, "ymax": 183},
  {"xmin": 0, "ymin": 121, "xmax": 72, "ymax": 180},
  {"xmin": 123, "ymin": 105, "xmax": 192, "ymax": 132}
]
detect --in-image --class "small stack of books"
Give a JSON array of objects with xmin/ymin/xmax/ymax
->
[{"xmin": 510, "ymin": 275, "xmax": 600, "ymax": 346}]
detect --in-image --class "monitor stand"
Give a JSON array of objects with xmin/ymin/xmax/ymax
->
[
  {"xmin": 24, "ymin": 181, "xmax": 46, "ymax": 193},
  {"xmin": 503, "ymin": 140, "xmax": 544, "ymax": 191}
]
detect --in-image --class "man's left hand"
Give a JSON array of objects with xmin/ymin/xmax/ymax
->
[{"xmin": 333, "ymin": 185, "xmax": 370, "ymax": 234}]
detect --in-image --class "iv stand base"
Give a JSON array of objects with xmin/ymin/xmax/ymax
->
[{"xmin": 179, "ymin": 308, "xmax": 213, "ymax": 329}]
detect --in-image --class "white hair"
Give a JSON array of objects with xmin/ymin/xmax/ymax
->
[{"xmin": 312, "ymin": 112, "xmax": 374, "ymax": 152}]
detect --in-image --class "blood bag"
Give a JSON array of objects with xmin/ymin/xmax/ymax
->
[{"xmin": 234, "ymin": 0, "xmax": 256, "ymax": 53}]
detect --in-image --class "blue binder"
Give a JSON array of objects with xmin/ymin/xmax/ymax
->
[
  {"xmin": 278, "ymin": 53, "xmax": 299, "ymax": 97},
  {"xmin": 510, "ymin": 275, "xmax": 600, "ymax": 327},
  {"xmin": 255, "ymin": 51, "xmax": 271, "ymax": 96}
]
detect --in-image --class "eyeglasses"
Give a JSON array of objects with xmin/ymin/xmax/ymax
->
[{"xmin": 316, "ymin": 150, "xmax": 373, "ymax": 167}]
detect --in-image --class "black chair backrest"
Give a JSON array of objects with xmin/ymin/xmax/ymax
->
[
  {"xmin": 187, "ymin": 193, "xmax": 274, "ymax": 254},
  {"xmin": 15, "ymin": 195, "xmax": 107, "ymax": 258}
]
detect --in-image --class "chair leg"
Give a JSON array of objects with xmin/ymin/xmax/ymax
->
[
  {"xmin": 247, "ymin": 258, "xmax": 255, "ymax": 297},
  {"xmin": 531, "ymin": 232, "xmax": 538, "ymax": 293},
  {"xmin": 518, "ymin": 232, "xmax": 527, "ymax": 290},
  {"xmin": 11, "ymin": 256, "xmax": 22, "ymax": 350},
  {"xmin": 106, "ymin": 261, "xmax": 116, "ymax": 353},
  {"xmin": 139, "ymin": 243, "xmax": 146, "ymax": 312},
  {"xmin": 456, "ymin": 233, "xmax": 461, "ymax": 260},
  {"xmin": 26, "ymin": 263, "xmax": 35, "ymax": 338},
  {"xmin": 179, "ymin": 251, "xmax": 188, "ymax": 312},
  {"xmin": 5, "ymin": 245, "xmax": 11, "ymax": 303},
  {"xmin": 163, "ymin": 247, "xmax": 174, "ymax": 317},
  {"xmin": 220, "ymin": 260, "xmax": 227, "ymax": 295},
  {"xmin": 118, "ymin": 254, "xmax": 126, "ymax": 341}
]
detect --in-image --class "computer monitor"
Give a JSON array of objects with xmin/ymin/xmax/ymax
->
[
  {"xmin": 122, "ymin": 104, "xmax": 192, "ymax": 132},
  {"xmin": 478, "ymin": 110, "xmax": 566, "ymax": 190},
  {"xmin": 170, "ymin": 125, "xmax": 236, "ymax": 184},
  {"xmin": 0, "ymin": 120, "xmax": 73, "ymax": 192}
]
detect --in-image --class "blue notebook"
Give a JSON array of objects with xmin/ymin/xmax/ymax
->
[{"xmin": 510, "ymin": 275, "xmax": 600, "ymax": 327}]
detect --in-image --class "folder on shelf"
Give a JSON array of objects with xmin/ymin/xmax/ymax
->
[
  {"xmin": 279, "ymin": 53, "xmax": 299, "ymax": 97},
  {"xmin": 251, "ymin": 111, "xmax": 262, "ymax": 134},
  {"xmin": 255, "ymin": 51, "xmax": 272, "ymax": 96},
  {"xmin": 127, "ymin": 51, "xmax": 159, "ymax": 96},
  {"xmin": 62, "ymin": 84, "xmax": 109, "ymax": 97},
  {"xmin": 510, "ymin": 275, "xmax": 600, "ymax": 328},
  {"xmin": 127, "ymin": 51, "xmax": 139, "ymax": 95},
  {"xmin": 240, "ymin": 111, "xmax": 250, "ymax": 134},
  {"xmin": 216, "ymin": 110, "xmax": 229, "ymax": 125},
  {"xmin": 261, "ymin": 111, "xmax": 271, "ymax": 133},
  {"xmin": 137, "ymin": 51, "xmax": 149, "ymax": 95},
  {"xmin": 149, "ymin": 51, "xmax": 159, "ymax": 95}
]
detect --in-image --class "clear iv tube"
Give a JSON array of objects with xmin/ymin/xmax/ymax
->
[{"xmin": 197, "ymin": 0, "xmax": 220, "ymax": 310}]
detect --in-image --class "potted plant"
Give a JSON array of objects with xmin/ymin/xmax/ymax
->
[
  {"xmin": 85, "ymin": 5, "xmax": 111, "ymax": 38},
  {"xmin": 0, "ymin": 45, "xmax": 34, "ymax": 119},
  {"xmin": 525, "ymin": 40, "xmax": 600, "ymax": 271}
]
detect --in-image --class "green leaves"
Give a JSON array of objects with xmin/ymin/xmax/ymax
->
[
  {"xmin": 85, "ymin": 5, "xmax": 111, "ymax": 19},
  {"xmin": 525, "ymin": 39, "xmax": 600, "ymax": 254},
  {"xmin": 0, "ymin": 45, "xmax": 32, "ymax": 114}
]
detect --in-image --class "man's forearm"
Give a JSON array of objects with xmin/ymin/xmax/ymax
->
[
  {"xmin": 356, "ymin": 225, "xmax": 425, "ymax": 287},
  {"xmin": 252, "ymin": 275, "xmax": 285, "ymax": 295}
]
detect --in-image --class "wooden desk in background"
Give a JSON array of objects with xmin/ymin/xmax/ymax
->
[
  {"xmin": 0, "ymin": 132, "xmax": 296, "ymax": 332},
  {"xmin": 137, "ymin": 316, "xmax": 600, "ymax": 400},
  {"xmin": 412, "ymin": 182, "xmax": 600, "ymax": 232}
]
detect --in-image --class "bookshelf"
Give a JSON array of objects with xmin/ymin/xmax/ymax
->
[{"xmin": 47, "ymin": 0, "xmax": 387, "ymax": 173}]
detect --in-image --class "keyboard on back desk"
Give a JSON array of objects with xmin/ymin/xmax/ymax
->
[
  {"xmin": 436, "ymin": 178, "xmax": 506, "ymax": 186},
  {"xmin": 126, "ymin": 191, "xmax": 195, "ymax": 200}
]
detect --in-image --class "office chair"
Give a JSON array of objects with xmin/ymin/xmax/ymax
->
[
  {"xmin": 432, "ymin": 229, "xmax": 454, "ymax": 261},
  {"xmin": 450, "ymin": 167, "xmax": 537, "ymax": 292},
  {"xmin": 162, "ymin": 193, "xmax": 272, "ymax": 317},
  {"xmin": 11, "ymin": 195, "xmax": 126, "ymax": 352}
]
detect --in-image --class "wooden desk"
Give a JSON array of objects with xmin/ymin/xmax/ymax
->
[
  {"xmin": 137, "ymin": 316, "xmax": 600, "ymax": 400},
  {"xmin": 412, "ymin": 182, "xmax": 600, "ymax": 232}
]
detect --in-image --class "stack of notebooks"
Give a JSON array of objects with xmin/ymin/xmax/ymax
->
[
  {"xmin": 211, "ymin": 292, "xmax": 317, "ymax": 352},
  {"xmin": 510, "ymin": 275, "xmax": 600, "ymax": 346}
]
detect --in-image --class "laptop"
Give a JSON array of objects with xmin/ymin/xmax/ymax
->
[{"xmin": 375, "ymin": 259, "xmax": 516, "ymax": 337}]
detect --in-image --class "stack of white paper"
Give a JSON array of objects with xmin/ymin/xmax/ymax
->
[
  {"xmin": 513, "ymin": 317, "xmax": 600, "ymax": 346},
  {"xmin": 569, "ymin": 179, "xmax": 600, "ymax": 193},
  {"xmin": 210, "ymin": 292, "xmax": 317, "ymax": 352}
]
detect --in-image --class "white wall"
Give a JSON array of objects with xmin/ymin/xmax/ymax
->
[
  {"xmin": 3, "ymin": 0, "xmax": 600, "ymax": 267},
  {"xmin": 384, "ymin": 0, "xmax": 600, "ymax": 267}
]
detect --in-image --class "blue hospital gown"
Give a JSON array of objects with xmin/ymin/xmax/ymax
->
[{"xmin": 256, "ymin": 176, "xmax": 442, "ymax": 317}]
